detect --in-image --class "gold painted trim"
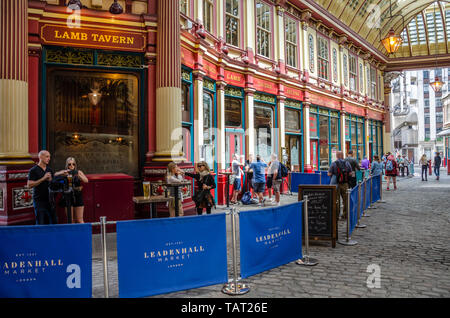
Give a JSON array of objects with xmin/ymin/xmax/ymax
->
[
  {"xmin": 36, "ymin": 19, "xmax": 146, "ymax": 34},
  {"xmin": 0, "ymin": 160, "xmax": 35, "ymax": 165},
  {"xmin": 29, "ymin": 9, "xmax": 145, "ymax": 28}
]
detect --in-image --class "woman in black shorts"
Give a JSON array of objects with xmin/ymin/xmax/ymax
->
[{"xmin": 65, "ymin": 157, "xmax": 88, "ymax": 223}]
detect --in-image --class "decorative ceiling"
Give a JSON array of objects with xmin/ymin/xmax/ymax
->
[{"xmin": 311, "ymin": 0, "xmax": 450, "ymax": 57}]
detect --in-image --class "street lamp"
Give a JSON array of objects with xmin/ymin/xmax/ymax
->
[
  {"xmin": 381, "ymin": 28, "xmax": 403, "ymax": 54},
  {"xmin": 109, "ymin": 0, "xmax": 123, "ymax": 14}
]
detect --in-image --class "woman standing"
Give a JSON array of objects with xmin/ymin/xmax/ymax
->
[
  {"xmin": 370, "ymin": 155, "xmax": 383, "ymax": 177},
  {"xmin": 64, "ymin": 157, "xmax": 88, "ymax": 223},
  {"xmin": 419, "ymin": 154, "xmax": 428, "ymax": 181},
  {"xmin": 384, "ymin": 154, "xmax": 398, "ymax": 191},
  {"xmin": 185, "ymin": 162, "xmax": 216, "ymax": 215},
  {"xmin": 166, "ymin": 162, "xmax": 185, "ymax": 217}
]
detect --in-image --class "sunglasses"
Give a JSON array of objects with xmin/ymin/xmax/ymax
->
[{"xmin": 68, "ymin": 163, "xmax": 76, "ymax": 167}]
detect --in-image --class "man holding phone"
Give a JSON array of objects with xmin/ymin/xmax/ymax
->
[{"xmin": 27, "ymin": 150, "xmax": 69, "ymax": 225}]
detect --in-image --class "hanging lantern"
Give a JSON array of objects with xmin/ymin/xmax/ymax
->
[
  {"xmin": 430, "ymin": 76, "xmax": 444, "ymax": 92},
  {"xmin": 381, "ymin": 28, "xmax": 403, "ymax": 54}
]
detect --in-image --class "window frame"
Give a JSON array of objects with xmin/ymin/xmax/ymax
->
[
  {"xmin": 349, "ymin": 54, "xmax": 358, "ymax": 92},
  {"xmin": 284, "ymin": 15, "xmax": 298, "ymax": 69},
  {"xmin": 255, "ymin": 0, "xmax": 273, "ymax": 60},
  {"xmin": 224, "ymin": 0, "xmax": 242, "ymax": 48},
  {"xmin": 316, "ymin": 33, "xmax": 330, "ymax": 81},
  {"xmin": 203, "ymin": 0, "xmax": 216, "ymax": 35}
]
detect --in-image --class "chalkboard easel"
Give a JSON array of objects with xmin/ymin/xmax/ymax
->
[{"xmin": 298, "ymin": 185, "xmax": 338, "ymax": 248}]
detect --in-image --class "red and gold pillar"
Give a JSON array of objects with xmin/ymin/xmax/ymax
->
[
  {"xmin": 0, "ymin": 0, "xmax": 35, "ymax": 225},
  {"xmin": 143, "ymin": 0, "xmax": 195, "ymax": 216},
  {"xmin": 153, "ymin": 0, "xmax": 183, "ymax": 162}
]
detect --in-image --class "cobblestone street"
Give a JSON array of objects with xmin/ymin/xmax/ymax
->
[{"xmin": 92, "ymin": 168, "xmax": 450, "ymax": 298}]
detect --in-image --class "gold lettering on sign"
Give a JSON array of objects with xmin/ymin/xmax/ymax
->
[{"xmin": 54, "ymin": 30, "xmax": 135, "ymax": 45}]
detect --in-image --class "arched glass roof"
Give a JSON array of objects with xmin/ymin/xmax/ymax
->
[{"xmin": 313, "ymin": 0, "xmax": 450, "ymax": 57}]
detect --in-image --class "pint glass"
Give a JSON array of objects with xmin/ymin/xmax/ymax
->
[{"xmin": 143, "ymin": 181, "xmax": 150, "ymax": 198}]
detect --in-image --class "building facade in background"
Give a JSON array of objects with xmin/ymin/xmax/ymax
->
[{"xmin": 390, "ymin": 68, "xmax": 449, "ymax": 163}]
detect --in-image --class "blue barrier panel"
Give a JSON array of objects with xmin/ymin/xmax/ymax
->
[
  {"xmin": 365, "ymin": 179, "xmax": 371, "ymax": 210},
  {"xmin": 290, "ymin": 173, "xmax": 321, "ymax": 192},
  {"xmin": 116, "ymin": 214, "xmax": 228, "ymax": 298},
  {"xmin": 239, "ymin": 202, "xmax": 302, "ymax": 279},
  {"xmin": 349, "ymin": 186, "xmax": 359, "ymax": 235},
  {"xmin": 0, "ymin": 224, "xmax": 92, "ymax": 298},
  {"xmin": 372, "ymin": 175, "xmax": 381, "ymax": 203},
  {"xmin": 359, "ymin": 181, "xmax": 365, "ymax": 218},
  {"xmin": 320, "ymin": 171, "xmax": 331, "ymax": 185}
]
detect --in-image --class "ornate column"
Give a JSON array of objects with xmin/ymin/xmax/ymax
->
[
  {"xmin": 143, "ymin": 0, "xmax": 196, "ymax": 216},
  {"xmin": 153, "ymin": 0, "xmax": 183, "ymax": 162},
  {"xmin": 216, "ymin": 81, "xmax": 226, "ymax": 170},
  {"xmin": 383, "ymin": 79, "xmax": 393, "ymax": 154},
  {"xmin": 193, "ymin": 71, "xmax": 204, "ymax": 163},
  {"xmin": 365, "ymin": 111, "xmax": 370, "ymax": 158},
  {"xmin": 303, "ymin": 102, "xmax": 313, "ymax": 173},
  {"xmin": 0, "ymin": 0, "xmax": 35, "ymax": 225},
  {"xmin": 340, "ymin": 107, "xmax": 347, "ymax": 155},
  {"xmin": 274, "ymin": 5, "xmax": 286, "ymax": 74},
  {"xmin": 245, "ymin": 87, "xmax": 255, "ymax": 158}
]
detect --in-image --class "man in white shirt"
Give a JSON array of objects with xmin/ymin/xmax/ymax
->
[
  {"xmin": 231, "ymin": 154, "xmax": 243, "ymax": 204},
  {"xmin": 268, "ymin": 153, "xmax": 281, "ymax": 206}
]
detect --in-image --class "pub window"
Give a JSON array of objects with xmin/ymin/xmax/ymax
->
[
  {"xmin": 181, "ymin": 69, "xmax": 193, "ymax": 162},
  {"xmin": 349, "ymin": 55, "xmax": 358, "ymax": 92},
  {"xmin": 285, "ymin": 108, "xmax": 301, "ymax": 131},
  {"xmin": 225, "ymin": 0, "xmax": 240, "ymax": 47},
  {"xmin": 254, "ymin": 104, "xmax": 274, "ymax": 163},
  {"xmin": 317, "ymin": 35, "xmax": 329, "ymax": 80},
  {"xmin": 203, "ymin": 90, "xmax": 215, "ymax": 171},
  {"xmin": 47, "ymin": 69, "xmax": 139, "ymax": 177},
  {"xmin": 225, "ymin": 97, "xmax": 242, "ymax": 128},
  {"xmin": 182, "ymin": 82, "xmax": 191, "ymax": 123},
  {"xmin": 256, "ymin": 0, "xmax": 271, "ymax": 58},
  {"xmin": 285, "ymin": 17, "xmax": 297, "ymax": 68},
  {"xmin": 203, "ymin": 0, "xmax": 214, "ymax": 33},
  {"xmin": 318, "ymin": 114, "xmax": 329, "ymax": 168}
]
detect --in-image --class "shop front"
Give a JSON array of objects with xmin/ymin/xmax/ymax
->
[
  {"xmin": 44, "ymin": 47, "xmax": 145, "ymax": 177},
  {"xmin": 345, "ymin": 114, "xmax": 365, "ymax": 160},
  {"xmin": 284, "ymin": 99, "xmax": 303, "ymax": 172},
  {"xmin": 309, "ymin": 106, "xmax": 340, "ymax": 171}
]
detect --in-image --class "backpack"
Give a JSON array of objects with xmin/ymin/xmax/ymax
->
[
  {"xmin": 386, "ymin": 160, "xmax": 394, "ymax": 172},
  {"xmin": 277, "ymin": 162, "xmax": 289, "ymax": 180},
  {"xmin": 241, "ymin": 191, "xmax": 253, "ymax": 205},
  {"xmin": 336, "ymin": 160, "xmax": 349, "ymax": 184}
]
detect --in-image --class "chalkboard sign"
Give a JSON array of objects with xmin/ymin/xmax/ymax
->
[{"xmin": 298, "ymin": 185, "xmax": 338, "ymax": 248}]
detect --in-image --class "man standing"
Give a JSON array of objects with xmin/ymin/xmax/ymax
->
[
  {"xmin": 27, "ymin": 150, "xmax": 68, "ymax": 225},
  {"xmin": 434, "ymin": 152, "xmax": 442, "ymax": 180},
  {"xmin": 328, "ymin": 151, "xmax": 352, "ymax": 220},
  {"xmin": 250, "ymin": 155, "xmax": 268, "ymax": 207},
  {"xmin": 345, "ymin": 150, "xmax": 360, "ymax": 189},
  {"xmin": 230, "ymin": 154, "xmax": 243, "ymax": 204},
  {"xmin": 268, "ymin": 153, "xmax": 281, "ymax": 206}
]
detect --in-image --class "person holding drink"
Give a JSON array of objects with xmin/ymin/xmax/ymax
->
[
  {"xmin": 185, "ymin": 161, "xmax": 216, "ymax": 215},
  {"xmin": 62, "ymin": 157, "xmax": 88, "ymax": 223},
  {"xmin": 166, "ymin": 162, "xmax": 185, "ymax": 217}
]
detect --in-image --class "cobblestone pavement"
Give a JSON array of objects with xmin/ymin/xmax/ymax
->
[{"xmin": 92, "ymin": 168, "xmax": 450, "ymax": 298}]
